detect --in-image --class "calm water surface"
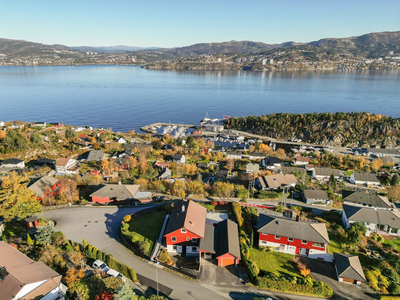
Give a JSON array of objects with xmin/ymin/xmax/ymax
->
[{"xmin": 0, "ymin": 65, "xmax": 399, "ymax": 132}]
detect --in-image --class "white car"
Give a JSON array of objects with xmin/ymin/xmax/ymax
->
[
  {"xmin": 107, "ymin": 268, "xmax": 126, "ymax": 282},
  {"xmin": 92, "ymin": 260, "xmax": 109, "ymax": 272}
]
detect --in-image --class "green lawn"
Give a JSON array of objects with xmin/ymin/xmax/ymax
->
[
  {"xmin": 249, "ymin": 248, "xmax": 299, "ymax": 277},
  {"xmin": 327, "ymin": 233, "xmax": 344, "ymax": 254},
  {"xmin": 383, "ymin": 238, "xmax": 400, "ymax": 251},
  {"xmin": 123, "ymin": 210, "xmax": 166, "ymax": 256},
  {"xmin": 344, "ymin": 170, "xmax": 354, "ymax": 177}
]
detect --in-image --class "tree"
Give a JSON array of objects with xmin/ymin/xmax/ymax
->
[
  {"xmin": 391, "ymin": 174, "xmax": 399, "ymax": 186},
  {"xmin": 64, "ymin": 267, "xmax": 85, "ymax": 293},
  {"xmin": 226, "ymin": 159, "xmax": 235, "ymax": 173},
  {"xmin": 51, "ymin": 231, "xmax": 65, "ymax": 246},
  {"xmin": 65, "ymin": 127, "xmax": 76, "ymax": 140},
  {"xmin": 370, "ymin": 158, "xmax": 384, "ymax": 172},
  {"xmin": 135, "ymin": 178, "xmax": 149, "ymax": 191},
  {"xmin": 26, "ymin": 233, "xmax": 34, "ymax": 246},
  {"xmin": 212, "ymin": 181, "xmax": 235, "ymax": 198},
  {"xmin": 123, "ymin": 156, "xmax": 137, "ymax": 169},
  {"xmin": 172, "ymin": 180, "xmax": 186, "ymax": 197},
  {"xmin": 114, "ymin": 284, "xmax": 137, "ymax": 300},
  {"xmin": 347, "ymin": 222, "xmax": 366, "ymax": 244},
  {"xmin": 95, "ymin": 292, "xmax": 115, "ymax": 300},
  {"xmin": 0, "ymin": 172, "xmax": 42, "ymax": 219},
  {"xmin": 58, "ymin": 178, "xmax": 79, "ymax": 204},
  {"xmin": 186, "ymin": 181, "xmax": 204, "ymax": 195},
  {"xmin": 35, "ymin": 223, "xmax": 55, "ymax": 245}
]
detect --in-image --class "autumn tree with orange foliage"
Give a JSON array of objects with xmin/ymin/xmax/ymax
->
[
  {"xmin": 64, "ymin": 267, "xmax": 85, "ymax": 293},
  {"xmin": 370, "ymin": 158, "xmax": 384, "ymax": 172}
]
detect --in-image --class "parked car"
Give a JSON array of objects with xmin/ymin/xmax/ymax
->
[
  {"xmin": 107, "ymin": 268, "xmax": 126, "ymax": 282},
  {"xmin": 92, "ymin": 260, "xmax": 109, "ymax": 272}
]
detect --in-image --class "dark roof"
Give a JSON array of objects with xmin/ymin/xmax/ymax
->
[
  {"xmin": 342, "ymin": 190, "xmax": 392, "ymax": 208},
  {"xmin": 89, "ymin": 184, "xmax": 139, "ymax": 200},
  {"xmin": 199, "ymin": 219, "xmax": 241, "ymax": 259},
  {"xmin": 343, "ymin": 204, "xmax": 400, "ymax": 228},
  {"xmin": 303, "ymin": 190, "xmax": 329, "ymax": 200},
  {"xmin": 0, "ymin": 241, "xmax": 61, "ymax": 300},
  {"xmin": 216, "ymin": 169, "xmax": 228, "ymax": 177},
  {"xmin": 1, "ymin": 159, "xmax": 24, "ymax": 165},
  {"xmin": 263, "ymin": 157, "xmax": 282, "ymax": 166},
  {"xmin": 333, "ymin": 252, "xmax": 366, "ymax": 282},
  {"xmin": 87, "ymin": 150, "xmax": 103, "ymax": 162},
  {"xmin": 164, "ymin": 200, "xmax": 207, "ymax": 238},
  {"xmin": 215, "ymin": 219, "xmax": 241, "ymax": 258},
  {"xmin": 173, "ymin": 153, "xmax": 184, "ymax": 160},
  {"xmin": 197, "ymin": 162, "xmax": 209, "ymax": 168},
  {"xmin": 199, "ymin": 224, "xmax": 216, "ymax": 254},
  {"xmin": 36, "ymin": 158, "xmax": 56, "ymax": 165},
  {"xmin": 257, "ymin": 214, "xmax": 330, "ymax": 244}
]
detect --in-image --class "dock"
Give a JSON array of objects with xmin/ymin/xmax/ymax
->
[{"xmin": 140, "ymin": 122, "xmax": 196, "ymax": 134}]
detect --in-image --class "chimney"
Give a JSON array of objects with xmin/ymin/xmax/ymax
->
[{"xmin": 0, "ymin": 267, "xmax": 8, "ymax": 279}]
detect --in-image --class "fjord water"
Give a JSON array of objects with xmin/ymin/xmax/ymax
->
[{"xmin": 0, "ymin": 65, "xmax": 399, "ymax": 132}]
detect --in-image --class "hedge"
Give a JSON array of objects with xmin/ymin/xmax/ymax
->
[{"xmin": 256, "ymin": 277, "xmax": 334, "ymax": 298}]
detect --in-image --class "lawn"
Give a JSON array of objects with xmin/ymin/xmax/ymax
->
[
  {"xmin": 123, "ymin": 210, "xmax": 166, "ymax": 256},
  {"xmin": 383, "ymin": 238, "xmax": 400, "ymax": 251},
  {"xmin": 344, "ymin": 170, "xmax": 354, "ymax": 177},
  {"xmin": 249, "ymin": 248, "xmax": 299, "ymax": 277},
  {"xmin": 327, "ymin": 233, "xmax": 344, "ymax": 254}
]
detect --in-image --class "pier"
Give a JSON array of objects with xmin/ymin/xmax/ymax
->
[{"xmin": 140, "ymin": 122, "xmax": 196, "ymax": 134}]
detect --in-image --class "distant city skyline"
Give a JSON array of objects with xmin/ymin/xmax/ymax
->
[{"xmin": 2, "ymin": 0, "xmax": 399, "ymax": 48}]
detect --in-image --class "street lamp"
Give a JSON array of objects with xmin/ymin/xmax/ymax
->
[{"xmin": 154, "ymin": 260, "xmax": 160, "ymax": 296}]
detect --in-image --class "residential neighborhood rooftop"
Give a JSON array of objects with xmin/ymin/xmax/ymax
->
[{"xmin": 333, "ymin": 252, "xmax": 366, "ymax": 282}]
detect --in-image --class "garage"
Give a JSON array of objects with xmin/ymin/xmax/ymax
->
[
  {"xmin": 333, "ymin": 253, "xmax": 366, "ymax": 286},
  {"xmin": 219, "ymin": 257, "xmax": 235, "ymax": 266}
]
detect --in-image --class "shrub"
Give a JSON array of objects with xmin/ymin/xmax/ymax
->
[
  {"xmin": 123, "ymin": 215, "xmax": 131, "ymax": 223},
  {"xmin": 122, "ymin": 223, "xmax": 129, "ymax": 231},
  {"xmin": 157, "ymin": 249, "xmax": 173, "ymax": 265},
  {"xmin": 275, "ymin": 205, "xmax": 285, "ymax": 213},
  {"xmin": 136, "ymin": 240, "xmax": 151, "ymax": 254}
]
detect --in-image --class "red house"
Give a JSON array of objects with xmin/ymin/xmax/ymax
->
[
  {"xmin": 89, "ymin": 184, "xmax": 140, "ymax": 203},
  {"xmin": 28, "ymin": 176, "xmax": 60, "ymax": 201},
  {"xmin": 257, "ymin": 214, "xmax": 331, "ymax": 261},
  {"xmin": 164, "ymin": 200, "xmax": 241, "ymax": 266},
  {"xmin": 199, "ymin": 219, "xmax": 241, "ymax": 266},
  {"xmin": 25, "ymin": 215, "xmax": 39, "ymax": 228},
  {"xmin": 164, "ymin": 200, "xmax": 206, "ymax": 255}
]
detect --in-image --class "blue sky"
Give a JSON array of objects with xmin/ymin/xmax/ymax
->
[{"xmin": 1, "ymin": 0, "xmax": 399, "ymax": 48}]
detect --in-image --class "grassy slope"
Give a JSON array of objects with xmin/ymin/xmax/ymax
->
[{"xmin": 249, "ymin": 248, "xmax": 299, "ymax": 277}]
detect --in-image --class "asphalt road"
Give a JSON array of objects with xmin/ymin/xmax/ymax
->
[{"xmin": 42, "ymin": 206, "xmax": 323, "ymax": 300}]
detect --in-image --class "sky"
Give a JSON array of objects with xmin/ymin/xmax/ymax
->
[{"xmin": 1, "ymin": 0, "xmax": 399, "ymax": 48}]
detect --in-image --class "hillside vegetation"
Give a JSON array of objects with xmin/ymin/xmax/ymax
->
[{"xmin": 225, "ymin": 112, "xmax": 400, "ymax": 147}]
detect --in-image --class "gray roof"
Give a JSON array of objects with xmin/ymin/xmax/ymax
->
[
  {"xmin": 87, "ymin": 150, "xmax": 103, "ymax": 162},
  {"xmin": 199, "ymin": 219, "xmax": 241, "ymax": 259},
  {"xmin": 173, "ymin": 153, "xmax": 184, "ymax": 160},
  {"xmin": 303, "ymin": 190, "xmax": 329, "ymax": 200},
  {"xmin": 353, "ymin": 172, "xmax": 380, "ymax": 183},
  {"xmin": 134, "ymin": 191, "xmax": 152, "ymax": 199},
  {"xmin": 89, "ymin": 184, "xmax": 139, "ymax": 200},
  {"xmin": 342, "ymin": 190, "xmax": 392, "ymax": 208},
  {"xmin": 246, "ymin": 163, "xmax": 260, "ymax": 172},
  {"xmin": 334, "ymin": 252, "xmax": 366, "ymax": 282},
  {"xmin": 257, "ymin": 214, "xmax": 330, "ymax": 244},
  {"xmin": 367, "ymin": 148, "xmax": 400, "ymax": 155},
  {"xmin": 343, "ymin": 204, "xmax": 400, "ymax": 228},
  {"xmin": 28, "ymin": 176, "xmax": 59, "ymax": 197},
  {"xmin": 159, "ymin": 167, "xmax": 171, "ymax": 179},
  {"xmin": 263, "ymin": 157, "xmax": 282, "ymax": 166},
  {"xmin": 315, "ymin": 167, "xmax": 341, "ymax": 177}
]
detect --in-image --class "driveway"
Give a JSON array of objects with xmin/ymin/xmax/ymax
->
[
  {"xmin": 199, "ymin": 259, "xmax": 248, "ymax": 286},
  {"xmin": 298, "ymin": 256, "xmax": 375, "ymax": 300}
]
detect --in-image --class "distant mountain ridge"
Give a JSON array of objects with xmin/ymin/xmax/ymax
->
[{"xmin": 0, "ymin": 30, "xmax": 399, "ymax": 61}]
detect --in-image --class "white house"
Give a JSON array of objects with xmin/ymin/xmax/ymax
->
[
  {"xmin": 293, "ymin": 156, "xmax": 310, "ymax": 166},
  {"xmin": 173, "ymin": 154, "xmax": 186, "ymax": 164},
  {"xmin": 0, "ymin": 159, "xmax": 25, "ymax": 169},
  {"xmin": 261, "ymin": 157, "xmax": 282, "ymax": 170},
  {"xmin": 350, "ymin": 172, "xmax": 381, "ymax": 186},
  {"xmin": 313, "ymin": 167, "xmax": 342, "ymax": 181},
  {"xmin": 342, "ymin": 204, "xmax": 400, "ymax": 236},
  {"xmin": 55, "ymin": 158, "xmax": 80, "ymax": 175},
  {"xmin": 226, "ymin": 152, "xmax": 242, "ymax": 160},
  {"xmin": 117, "ymin": 137, "xmax": 127, "ymax": 144},
  {"xmin": 0, "ymin": 241, "xmax": 67, "ymax": 300}
]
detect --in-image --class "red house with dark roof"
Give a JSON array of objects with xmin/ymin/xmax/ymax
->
[{"xmin": 257, "ymin": 214, "xmax": 331, "ymax": 261}]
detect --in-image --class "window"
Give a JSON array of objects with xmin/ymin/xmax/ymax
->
[
  {"xmin": 192, "ymin": 247, "xmax": 197, "ymax": 252},
  {"xmin": 181, "ymin": 229, "xmax": 187, "ymax": 233},
  {"xmin": 186, "ymin": 237, "xmax": 190, "ymax": 241},
  {"xmin": 171, "ymin": 236, "xmax": 177, "ymax": 242},
  {"xmin": 302, "ymin": 240, "xmax": 307, "ymax": 244},
  {"xmin": 191, "ymin": 238, "xmax": 197, "ymax": 243},
  {"xmin": 173, "ymin": 246, "xmax": 177, "ymax": 250},
  {"xmin": 275, "ymin": 235, "xmax": 280, "ymax": 239},
  {"xmin": 288, "ymin": 237, "xmax": 293, "ymax": 242}
]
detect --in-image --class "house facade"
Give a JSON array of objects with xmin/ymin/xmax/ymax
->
[
  {"xmin": 55, "ymin": 158, "xmax": 80, "ymax": 175},
  {"xmin": 313, "ymin": 167, "xmax": 342, "ymax": 181},
  {"xmin": 0, "ymin": 159, "xmax": 25, "ymax": 169},
  {"xmin": 28, "ymin": 176, "xmax": 60, "ymax": 201},
  {"xmin": 257, "ymin": 214, "xmax": 331, "ymax": 261},
  {"xmin": 342, "ymin": 204, "xmax": 400, "ymax": 236},
  {"xmin": 226, "ymin": 152, "xmax": 242, "ymax": 160},
  {"xmin": 303, "ymin": 190, "xmax": 331, "ymax": 205},
  {"xmin": 90, "ymin": 184, "xmax": 140, "ymax": 203},
  {"xmin": 173, "ymin": 154, "xmax": 186, "ymax": 164},
  {"xmin": 0, "ymin": 241, "xmax": 67, "ymax": 300},
  {"xmin": 293, "ymin": 156, "xmax": 310, "ymax": 166},
  {"xmin": 350, "ymin": 172, "xmax": 381, "ymax": 186},
  {"xmin": 164, "ymin": 200, "xmax": 207, "ymax": 255}
]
